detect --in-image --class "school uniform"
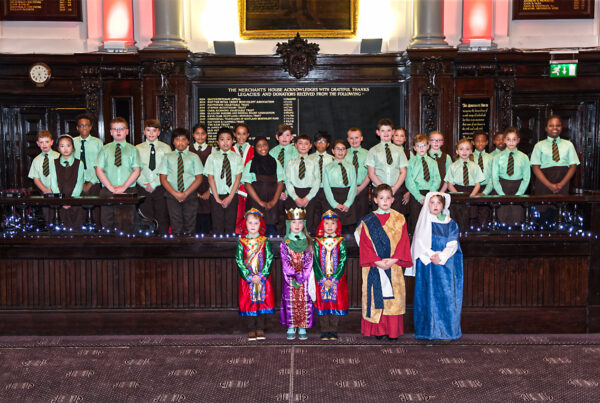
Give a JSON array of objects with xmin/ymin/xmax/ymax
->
[
  {"xmin": 322, "ymin": 159, "xmax": 357, "ymax": 228},
  {"xmin": 344, "ymin": 146, "xmax": 370, "ymax": 220},
  {"xmin": 233, "ymin": 142, "xmax": 255, "ymax": 234},
  {"xmin": 444, "ymin": 159, "xmax": 484, "ymax": 230},
  {"xmin": 158, "ymin": 149, "xmax": 203, "ymax": 235},
  {"xmin": 530, "ymin": 137, "xmax": 580, "ymax": 195},
  {"xmin": 405, "ymin": 154, "xmax": 441, "ymax": 232},
  {"xmin": 241, "ymin": 156, "xmax": 285, "ymax": 227},
  {"xmin": 284, "ymin": 154, "xmax": 320, "ymax": 233},
  {"xmin": 364, "ymin": 142, "xmax": 409, "ymax": 214},
  {"xmin": 204, "ymin": 149, "xmax": 243, "ymax": 234},
  {"xmin": 473, "ymin": 149, "xmax": 495, "ymax": 226},
  {"xmin": 307, "ymin": 151, "xmax": 335, "ymax": 231},
  {"xmin": 189, "ymin": 142, "xmax": 213, "ymax": 233},
  {"xmin": 492, "ymin": 149, "xmax": 531, "ymax": 225},
  {"xmin": 74, "ymin": 135, "xmax": 104, "ymax": 223},
  {"xmin": 28, "ymin": 150, "xmax": 60, "ymax": 225},
  {"xmin": 50, "ymin": 156, "xmax": 85, "ymax": 229},
  {"xmin": 270, "ymin": 143, "xmax": 299, "ymax": 232},
  {"xmin": 428, "ymin": 150, "xmax": 452, "ymax": 189},
  {"xmin": 136, "ymin": 140, "xmax": 172, "ymax": 234},
  {"xmin": 95, "ymin": 141, "xmax": 141, "ymax": 232},
  {"xmin": 490, "ymin": 148, "xmax": 502, "ymax": 158}
]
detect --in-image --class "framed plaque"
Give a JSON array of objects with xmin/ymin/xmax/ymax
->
[
  {"xmin": 513, "ymin": 0, "xmax": 594, "ymax": 20},
  {"xmin": 459, "ymin": 98, "xmax": 491, "ymax": 142},
  {"xmin": 239, "ymin": 0, "xmax": 358, "ymax": 39},
  {"xmin": 1, "ymin": 0, "xmax": 82, "ymax": 22}
]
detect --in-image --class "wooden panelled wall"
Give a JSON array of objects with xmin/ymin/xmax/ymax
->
[
  {"xmin": 1, "ymin": 49, "xmax": 600, "ymax": 190},
  {"xmin": 0, "ymin": 236, "xmax": 595, "ymax": 334}
]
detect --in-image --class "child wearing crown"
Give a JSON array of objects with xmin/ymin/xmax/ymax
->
[
  {"xmin": 280, "ymin": 207, "xmax": 315, "ymax": 340},
  {"xmin": 235, "ymin": 208, "xmax": 275, "ymax": 341},
  {"xmin": 313, "ymin": 210, "xmax": 348, "ymax": 341}
]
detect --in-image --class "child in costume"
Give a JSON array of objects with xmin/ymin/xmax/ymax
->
[
  {"xmin": 406, "ymin": 192, "xmax": 463, "ymax": 340},
  {"xmin": 355, "ymin": 184, "xmax": 412, "ymax": 341},
  {"xmin": 280, "ymin": 207, "xmax": 315, "ymax": 340},
  {"xmin": 235, "ymin": 208, "xmax": 275, "ymax": 341},
  {"xmin": 313, "ymin": 210, "xmax": 348, "ymax": 341}
]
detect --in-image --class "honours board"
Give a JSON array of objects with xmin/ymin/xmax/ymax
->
[
  {"xmin": 1, "ymin": 0, "xmax": 81, "ymax": 21},
  {"xmin": 513, "ymin": 0, "xmax": 594, "ymax": 20},
  {"xmin": 192, "ymin": 84, "xmax": 405, "ymax": 148},
  {"xmin": 459, "ymin": 98, "xmax": 491, "ymax": 141}
]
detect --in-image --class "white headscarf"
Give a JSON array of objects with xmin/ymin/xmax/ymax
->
[{"xmin": 405, "ymin": 192, "xmax": 452, "ymax": 276}]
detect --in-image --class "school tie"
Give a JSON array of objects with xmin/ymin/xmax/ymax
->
[
  {"xmin": 80, "ymin": 140, "xmax": 87, "ymax": 169},
  {"xmin": 478, "ymin": 153, "xmax": 484, "ymax": 172},
  {"xmin": 114, "ymin": 143, "xmax": 122, "ymax": 167},
  {"xmin": 507, "ymin": 151, "xmax": 514, "ymax": 176},
  {"xmin": 339, "ymin": 162, "xmax": 349, "ymax": 186},
  {"xmin": 432, "ymin": 152, "xmax": 439, "ymax": 161},
  {"xmin": 552, "ymin": 139, "xmax": 560, "ymax": 162},
  {"xmin": 385, "ymin": 143, "xmax": 393, "ymax": 165},
  {"xmin": 422, "ymin": 156, "xmax": 430, "ymax": 182},
  {"xmin": 299, "ymin": 156, "xmax": 306, "ymax": 179},
  {"xmin": 177, "ymin": 152, "xmax": 184, "ymax": 192},
  {"xmin": 149, "ymin": 143, "xmax": 156, "ymax": 171},
  {"xmin": 352, "ymin": 150, "xmax": 359, "ymax": 173},
  {"xmin": 319, "ymin": 154, "xmax": 324, "ymax": 181},
  {"xmin": 221, "ymin": 152, "xmax": 232, "ymax": 187},
  {"xmin": 277, "ymin": 148, "xmax": 285, "ymax": 167},
  {"xmin": 42, "ymin": 153, "xmax": 50, "ymax": 177},
  {"xmin": 463, "ymin": 161, "xmax": 469, "ymax": 186}
]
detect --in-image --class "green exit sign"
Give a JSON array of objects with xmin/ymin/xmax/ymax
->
[{"xmin": 550, "ymin": 63, "xmax": 577, "ymax": 78}]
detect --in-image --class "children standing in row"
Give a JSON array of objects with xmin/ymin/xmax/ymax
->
[{"xmin": 189, "ymin": 124, "xmax": 213, "ymax": 234}]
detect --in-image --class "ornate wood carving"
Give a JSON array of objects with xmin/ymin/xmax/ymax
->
[
  {"xmin": 152, "ymin": 59, "xmax": 175, "ymax": 139},
  {"xmin": 496, "ymin": 72, "xmax": 516, "ymax": 130},
  {"xmin": 276, "ymin": 33, "xmax": 320, "ymax": 79},
  {"xmin": 421, "ymin": 56, "xmax": 443, "ymax": 134},
  {"xmin": 80, "ymin": 66, "xmax": 101, "ymax": 119}
]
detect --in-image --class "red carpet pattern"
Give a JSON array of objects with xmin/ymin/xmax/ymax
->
[{"xmin": 0, "ymin": 334, "xmax": 599, "ymax": 402}]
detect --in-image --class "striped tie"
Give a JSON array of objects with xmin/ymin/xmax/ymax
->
[
  {"xmin": 114, "ymin": 144, "xmax": 122, "ymax": 167},
  {"xmin": 478, "ymin": 153, "xmax": 484, "ymax": 172},
  {"xmin": 149, "ymin": 144, "xmax": 156, "ymax": 171},
  {"xmin": 318, "ymin": 154, "xmax": 324, "ymax": 181},
  {"xmin": 463, "ymin": 161, "xmax": 469, "ymax": 186},
  {"xmin": 422, "ymin": 156, "xmax": 430, "ymax": 182},
  {"xmin": 552, "ymin": 139, "xmax": 560, "ymax": 162},
  {"xmin": 221, "ymin": 153, "xmax": 232, "ymax": 187},
  {"xmin": 385, "ymin": 143, "xmax": 393, "ymax": 165},
  {"xmin": 177, "ymin": 152, "xmax": 184, "ymax": 192},
  {"xmin": 339, "ymin": 162, "xmax": 348, "ymax": 186},
  {"xmin": 43, "ymin": 153, "xmax": 50, "ymax": 177},
  {"xmin": 352, "ymin": 150, "xmax": 359, "ymax": 173},
  {"xmin": 277, "ymin": 148, "xmax": 285, "ymax": 167},
  {"xmin": 507, "ymin": 151, "xmax": 514, "ymax": 176},
  {"xmin": 299, "ymin": 156, "xmax": 306, "ymax": 179}
]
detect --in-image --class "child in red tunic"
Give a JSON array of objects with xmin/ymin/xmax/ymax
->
[
  {"xmin": 235, "ymin": 208, "xmax": 275, "ymax": 341},
  {"xmin": 313, "ymin": 210, "xmax": 348, "ymax": 341}
]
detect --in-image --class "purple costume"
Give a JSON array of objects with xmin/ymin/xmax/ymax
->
[{"xmin": 279, "ymin": 241, "xmax": 314, "ymax": 328}]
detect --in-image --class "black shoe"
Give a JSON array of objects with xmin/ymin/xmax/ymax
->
[
  {"xmin": 329, "ymin": 332, "xmax": 338, "ymax": 340},
  {"xmin": 388, "ymin": 337, "xmax": 398, "ymax": 342},
  {"xmin": 375, "ymin": 335, "xmax": 389, "ymax": 341},
  {"xmin": 320, "ymin": 332, "xmax": 329, "ymax": 341}
]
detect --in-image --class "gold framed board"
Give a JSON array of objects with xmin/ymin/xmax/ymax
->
[{"xmin": 239, "ymin": 0, "xmax": 358, "ymax": 39}]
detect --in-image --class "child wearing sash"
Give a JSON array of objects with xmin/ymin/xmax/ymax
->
[
  {"xmin": 313, "ymin": 210, "xmax": 348, "ymax": 341},
  {"xmin": 407, "ymin": 192, "xmax": 463, "ymax": 340},
  {"xmin": 355, "ymin": 184, "xmax": 412, "ymax": 341},
  {"xmin": 235, "ymin": 209, "xmax": 275, "ymax": 341},
  {"xmin": 280, "ymin": 208, "xmax": 315, "ymax": 340}
]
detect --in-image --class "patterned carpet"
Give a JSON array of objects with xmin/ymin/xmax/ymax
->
[{"xmin": 1, "ymin": 334, "xmax": 599, "ymax": 402}]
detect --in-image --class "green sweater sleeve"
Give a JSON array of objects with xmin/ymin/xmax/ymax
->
[
  {"xmin": 313, "ymin": 241, "xmax": 324, "ymax": 281},
  {"xmin": 262, "ymin": 239, "xmax": 273, "ymax": 278},
  {"xmin": 332, "ymin": 240, "xmax": 347, "ymax": 280},
  {"xmin": 235, "ymin": 241, "xmax": 251, "ymax": 280}
]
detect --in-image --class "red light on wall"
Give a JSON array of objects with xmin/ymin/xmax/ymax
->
[
  {"xmin": 462, "ymin": 0, "xmax": 493, "ymax": 43},
  {"xmin": 102, "ymin": 0, "xmax": 135, "ymax": 45}
]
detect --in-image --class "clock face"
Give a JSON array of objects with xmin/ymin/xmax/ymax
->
[{"xmin": 29, "ymin": 64, "xmax": 50, "ymax": 85}]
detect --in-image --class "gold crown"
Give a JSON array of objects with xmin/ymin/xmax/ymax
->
[
  {"xmin": 244, "ymin": 208, "xmax": 263, "ymax": 218},
  {"xmin": 321, "ymin": 210, "xmax": 338, "ymax": 220},
  {"xmin": 286, "ymin": 208, "xmax": 306, "ymax": 220}
]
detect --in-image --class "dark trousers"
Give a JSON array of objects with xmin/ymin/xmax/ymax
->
[
  {"xmin": 311, "ymin": 188, "xmax": 328, "ymax": 233},
  {"xmin": 408, "ymin": 190, "xmax": 429, "ymax": 234},
  {"xmin": 319, "ymin": 315, "xmax": 340, "ymax": 333},
  {"xmin": 354, "ymin": 187, "xmax": 370, "ymax": 221},
  {"xmin": 99, "ymin": 187, "xmax": 137, "ymax": 233},
  {"xmin": 59, "ymin": 206, "xmax": 84, "ymax": 229},
  {"xmin": 210, "ymin": 194, "xmax": 239, "ymax": 234},
  {"xmin": 244, "ymin": 315, "xmax": 266, "ymax": 331},
  {"xmin": 195, "ymin": 213, "xmax": 212, "ymax": 235},
  {"xmin": 82, "ymin": 182, "xmax": 102, "ymax": 225},
  {"xmin": 138, "ymin": 185, "xmax": 170, "ymax": 234},
  {"xmin": 166, "ymin": 192, "xmax": 198, "ymax": 235}
]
